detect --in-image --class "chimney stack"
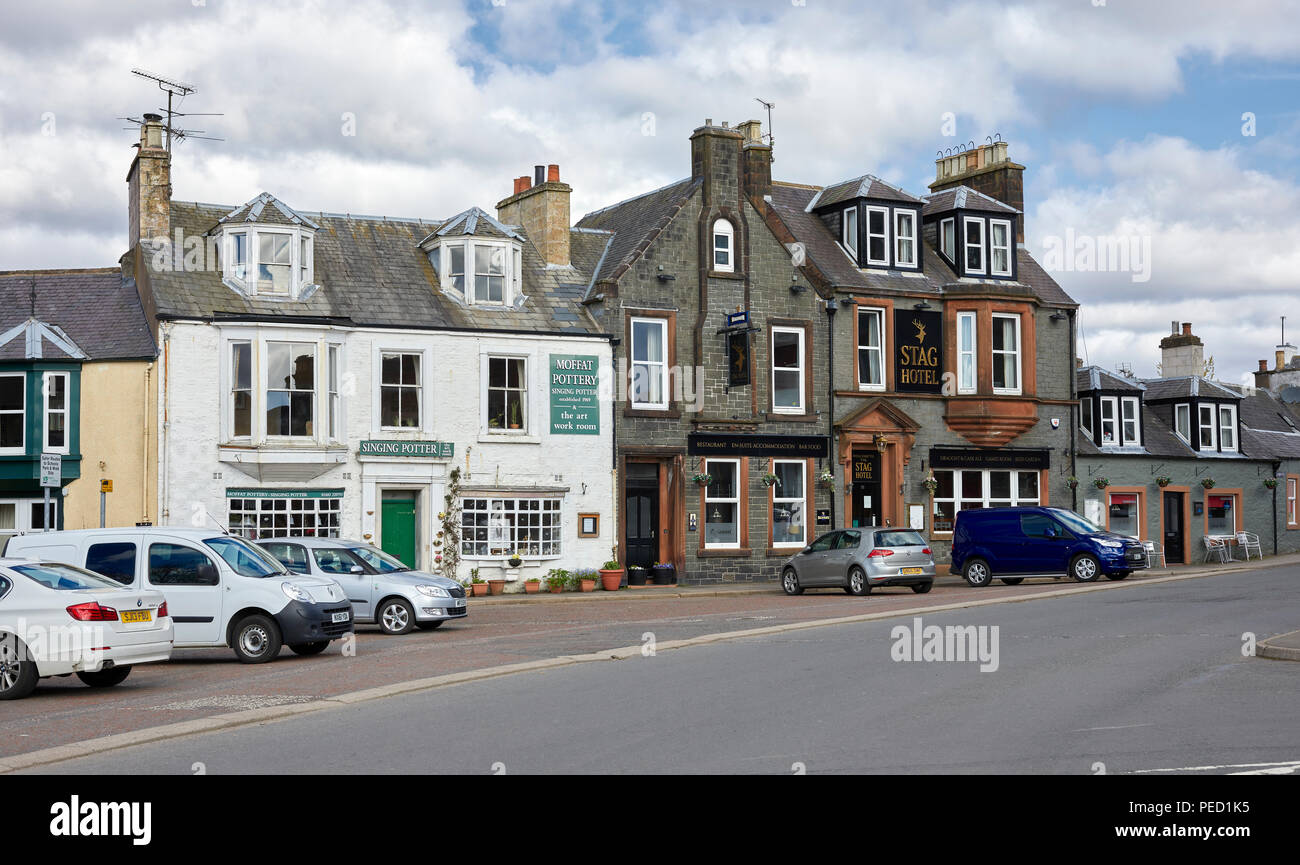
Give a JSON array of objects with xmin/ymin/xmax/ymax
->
[
  {"xmin": 127, "ymin": 112, "xmax": 171, "ymax": 249},
  {"xmin": 1158, "ymin": 321, "xmax": 1204, "ymax": 378},
  {"xmin": 497, "ymin": 163, "xmax": 571, "ymax": 268},
  {"xmin": 737, "ymin": 118, "xmax": 772, "ymax": 206},
  {"xmin": 929, "ymin": 140, "xmax": 1025, "ymax": 241}
]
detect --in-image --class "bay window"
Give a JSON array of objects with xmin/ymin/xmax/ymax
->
[
  {"xmin": 857, "ymin": 308, "xmax": 885, "ymax": 390},
  {"xmin": 991, "ymin": 313, "xmax": 1020, "ymax": 394},
  {"xmin": 0, "ymin": 374, "xmax": 23, "ymax": 454},
  {"xmin": 771, "ymin": 460, "xmax": 807, "ymax": 548},
  {"xmin": 266, "ymin": 342, "xmax": 315, "ymax": 437},
  {"xmin": 704, "ymin": 459, "xmax": 740, "ymax": 548},
  {"xmin": 222, "ymin": 225, "xmax": 314, "ymax": 298},
  {"xmin": 894, "ymin": 210, "xmax": 917, "ymax": 267},
  {"xmin": 990, "ymin": 219, "xmax": 1012, "ymax": 276},
  {"xmin": 957, "ymin": 311, "xmax": 976, "ymax": 394},
  {"xmin": 43, "ymin": 372, "xmax": 69, "ymax": 454},
  {"xmin": 230, "ymin": 342, "xmax": 252, "ymax": 438},
  {"xmin": 448, "ymin": 244, "xmax": 466, "ymax": 292},
  {"xmin": 223, "ymin": 335, "xmax": 343, "ymax": 445},
  {"xmin": 630, "ymin": 317, "xmax": 668, "ymax": 409},
  {"xmin": 474, "ymin": 244, "xmax": 506, "ymax": 303},
  {"xmin": 771, "ymin": 326, "xmax": 805, "ymax": 413},
  {"xmin": 432, "ymin": 239, "xmax": 519, "ymax": 305},
  {"xmin": 865, "ymin": 206, "xmax": 889, "ymax": 266}
]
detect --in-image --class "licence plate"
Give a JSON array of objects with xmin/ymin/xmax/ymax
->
[
  {"xmin": 899, "ymin": 567, "xmax": 924, "ymax": 576},
  {"xmin": 121, "ymin": 610, "xmax": 152, "ymax": 624},
  {"xmin": 331, "ymin": 612, "xmax": 351, "ymax": 623},
  {"xmin": 455, "ymin": 599, "xmax": 466, "ymax": 608}
]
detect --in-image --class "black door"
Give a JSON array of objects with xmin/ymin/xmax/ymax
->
[
  {"xmin": 625, "ymin": 464, "xmax": 659, "ymax": 568},
  {"xmin": 851, "ymin": 451, "xmax": 881, "ymax": 528},
  {"xmin": 1163, "ymin": 491, "xmax": 1185, "ymax": 564}
]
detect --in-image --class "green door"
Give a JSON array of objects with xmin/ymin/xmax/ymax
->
[{"xmin": 380, "ymin": 494, "xmax": 418, "ymax": 568}]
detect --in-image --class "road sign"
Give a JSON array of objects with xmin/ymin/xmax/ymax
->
[
  {"xmin": 101, "ymin": 479, "xmax": 114, "ymax": 493},
  {"xmin": 40, "ymin": 453, "xmax": 61, "ymax": 488}
]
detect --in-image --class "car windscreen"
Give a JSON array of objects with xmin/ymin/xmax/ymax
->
[
  {"xmin": 312, "ymin": 547, "xmax": 370, "ymax": 575},
  {"xmin": 12, "ymin": 563, "xmax": 124, "ymax": 591},
  {"xmin": 873, "ymin": 530, "xmax": 927, "ymax": 547},
  {"xmin": 1049, "ymin": 509, "xmax": 1101, "ymax": 536},
  {"xmin": 204, "ymin": 537, "xmax": 287, "ymax": 578},
  {"xmin": 347, "ymin": 545, "xmax": 410, "ymax": 573}
]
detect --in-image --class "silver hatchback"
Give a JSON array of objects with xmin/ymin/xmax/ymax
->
[
  {"xmin": 780, "ymin": 528, "xmax": 936, "ymax": 596},
  {"xmin": 257, "ymin": 538, "xmax": 467, "ymax": 635}
]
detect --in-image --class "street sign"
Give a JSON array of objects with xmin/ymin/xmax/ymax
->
[
  {"xmin": 40, "ymin": 453, "xmax": 61, "ymax": 488},
  {"xmin": 101, "ymin": 479, "xmax": 114, "ymax": 493},
  {"xmin": 725, "ymin": 310, "xmax": 749, "ymax": 328}
]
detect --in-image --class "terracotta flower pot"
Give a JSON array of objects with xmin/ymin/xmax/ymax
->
[
  {"xmin": 549, "ymin": 584, "xmax": 564, "ymax": 593},
  {"xmin": 487, "ymin": 579, "xmax": 506, "ymax": 596},
  {"xmin": 579, "ymin": 578, "xmax": 596, "ymax": 592},
  {"xmin": 471, "ymin": 583, "xmax": 488, "ymax": 597},
  {"xmin": 599, "ymin": 569, "xmax": 623, "ymax": 591},
  {"xmin": 525, "ymin": 581, "xmax": 540, "ymax": 594}
]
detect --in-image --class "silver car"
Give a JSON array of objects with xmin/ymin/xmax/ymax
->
[
  {"xmin": 780, "ymin": 528, "xmax": 936, "ymax": 596},
  {"xmin": 257, "ymin": 538, "xmax": 467, "ymax": 635}
]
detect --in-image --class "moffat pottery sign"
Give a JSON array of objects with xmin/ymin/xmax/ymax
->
[{"xmin": 894, "ymin": 309, "xmax": 943, "ymax": 394}]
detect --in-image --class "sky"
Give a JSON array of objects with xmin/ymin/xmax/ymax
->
[{"xmin": 1, "ymin": 0, "xmax": 1298, "ymax": 382}]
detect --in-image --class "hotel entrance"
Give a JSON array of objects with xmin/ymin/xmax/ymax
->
[{"xmin": 851, "ymin": 450, "xmax": 881, "ymax": 528}]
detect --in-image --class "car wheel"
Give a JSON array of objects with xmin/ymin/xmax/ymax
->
[
  {"xmin": 288, "ymin": 641, "xmax": 329, "ymax": 656},
  {"xmin": 232, "ymin": 614, "xmax": 283, "ymax": 664},
  {"xmin": 76, "ymin": 666, "xmax": 132, "ymax": 688},
  {"xmin": 847, "ymin": 566, "xmax": 871, "ymax": 596},
  {"xmin": 911, "ymin": 582, "xmax": 932, "ymax": 594},
  {"xmin": 999, "ymin": 577, "xmax": 1024, "ymax": 586},
  {"xmin": 1106, "ymin": 571, "xmax": 1130, "ymax": 581},
  {"xmin": 417, "ymin": 621, "xmax": 444, "ymax": 631},
  {"xmin": 0, "ymin": 636, "xmax": 38, "ymax": 700},
  {"xmin": 1070, "ymin": 554, "xmax": 1101, "ymax": 583},
  {"xmin": 377, "ymin": 598, "xmax": 416, "ymax": 635},
  {"xmin": 781, "ymin": 568, "xmax": 804, "ymax": 596},
  {"xmin": 963, "ymin": 559, "xmax": 993, "ymax": 588}
]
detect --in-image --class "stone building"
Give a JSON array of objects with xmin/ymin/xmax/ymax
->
[{"xmin": 1075, "ymin": 324, "xmax": 1300, "ymax": 563}]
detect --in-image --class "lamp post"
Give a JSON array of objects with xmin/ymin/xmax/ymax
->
[{"xmin": 826, "ymin": 297, "xmax": 838, "ymax": 529}]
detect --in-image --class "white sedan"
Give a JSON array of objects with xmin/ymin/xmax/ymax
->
[{"xmin": 0, "ymin": 559, "xmax": 173, "ymax": 700}]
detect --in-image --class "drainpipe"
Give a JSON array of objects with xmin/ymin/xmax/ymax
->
[
  {"xmin": 160, "ymin": 323, "xmax": 171, "ymax": 521},
  {"xmin": 1272, "ymin": 461, "xmax": 1281, "ymax": 556},
  {"xmin": 143, "ymin": 361, "xmax": 152, "ymax": 523},
  {"xmin": 1068, "ymin": 309, "xmax": 1078, "ymax": 513},
  {"xmin": 826, "ymin": 297, "xmax": 838, "ymax": 528}
]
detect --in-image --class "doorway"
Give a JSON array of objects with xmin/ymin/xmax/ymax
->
[
  {"xmin": 1163, "ymin": 491, "xmax": 1186, "ymax": 564},
  {"xmin": 381, "ymin": 490, "xmax": 418, "ymax": 568},
  {"xmin": 625, "ymin": 463, "xmax": 659, "ymax": 568},
  {"xmin": 850, "ymin": 450, "xmax": 881, "ymax": 528}
]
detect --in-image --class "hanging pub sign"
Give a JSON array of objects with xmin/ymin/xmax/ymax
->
[
  {"xmin": 727, "ymin": 330, "xmax": 750, "ymax": 387},
  {"xmin": 894, "ymin": 308, "xmax": 944, "ymax": 394}
]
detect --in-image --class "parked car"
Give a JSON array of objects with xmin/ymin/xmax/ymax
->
[
  {"xmin": 0, "ymin": 558, "xmax": 173, "ymax": 699},
  {"xmin": 950, "ymin": 506, "xmax": 1149, "ymax": 587},
  {"xmin": 4, "ymin": 528, "xmax": 352, "ymax": 663},
  {"xmin": 781, "ymin": 528, "xmax": 935, "ymax": 596},
  {"xmin": 256, "ymin": 537, "xmax": 467, "ymax": 635}
]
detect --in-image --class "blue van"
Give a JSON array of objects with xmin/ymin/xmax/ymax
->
[{"xmin": 950, "ymin": 506, "xmax": 1148, "ymax": 586}]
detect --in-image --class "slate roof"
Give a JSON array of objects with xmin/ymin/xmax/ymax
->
[
  {"xmin": 575, "ymin": 177, "xmax": 701, "ymax": 289},
  {"xmin": 1141, "ymin": 376, "xmax": 1241, "ymax": 402},
  {"xmin": 766, "ymin": 181, "xmax": 1076, "ymax": 306},
  {"xmin": 142, "ymin": 200, "xmax": 608, "ymax": 336},
  {"xmin": 1240, "ymin": 390, "xmax": 1300, "ymax": 459},
  {"xmin": 216, "ymin": 192, "xmax": 320, "ymax": 230},
  {"xmin": 1076, "ymin": 365, "xmax": 1145, "ymax": 393},
  {"xmin": 922, "ymin": 185, "xmax": 1019, "ymax": 216},
  {"xmin": 0, "ymin": 268, "xmax": 156, "ymax": 361},
  {"xmin": 807, "ymin": 174, "xmax": 925, "ymax": 210}
]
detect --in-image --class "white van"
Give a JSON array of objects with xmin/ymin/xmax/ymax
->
[{"xmin": 4, "ymin": 528, "xmax": 353, "ymax": 664}]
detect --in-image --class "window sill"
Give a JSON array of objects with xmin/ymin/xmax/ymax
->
[
  {"xmin": 707, "ymin": 270, "xmax": 744, "ymax": 280},
  {"xmin": 764, "ymin": 412, "xmax": 819, "ymax": 423},
  {"xmin": 697, "ymin": 547, "xmax": 752, "ymax": 558},
  {"xmin": 624, "ymin": 406, "xmax": 683, "ymax": 420},
  {"xmin": 766, "ymin": 546, "xmax": 805, "ymax": 557},
  {"xmin": 478, "ymin": 432, "xmax": 540, "ymax": 445}
]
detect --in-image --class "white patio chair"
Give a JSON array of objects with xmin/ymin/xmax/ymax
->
[
  {"xmin": 1236, "ymin": 532, "xmax": 1262, "ymax": 561},
  {"xmin": 1142, "ymin": 540, "xmax": 1166, "ymax": 569},
  {"xmin": 1203, "ymin": 536, "xmax": 1230, "ymax": 563}
]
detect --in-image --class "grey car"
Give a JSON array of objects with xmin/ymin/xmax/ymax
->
[
  {"xmin": 257, "ymin": 538, "xmax": 467, "ymax": 635},
  {"xmin": 780, "ymin": 528, "xmax": 936, "ymax": 596}
]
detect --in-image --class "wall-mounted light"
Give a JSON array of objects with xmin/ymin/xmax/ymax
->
[
  {"xmin": 826, "ymin": 297, "xmax": 838, "ymax": 318},
  {"xmin": 790, "ymin": 273, "xmax": 807, "ymax": 294},
  {"xmin": 874, "ymin": 433, "xmax": 889, "ymax": 454},
  {"xmin": 913, "ymin": 299, "xmax": 932, "ymax": 311},
  {"xmin": 1050, "ymin": 310, "xmax": 1068, "ymax": 321}
]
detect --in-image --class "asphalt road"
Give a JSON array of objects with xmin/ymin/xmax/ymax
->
[{"xmin": 28, "ymin": 564, "xmax": 1300, "ymax": 774}]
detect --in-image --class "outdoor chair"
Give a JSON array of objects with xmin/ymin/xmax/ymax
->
[
  {"xmin": 1203, "ymin": 536, "xmax": 1230, "ymax": 563},
  {"xmin": 1236, "ymin": 532, "xmax": 1262, "ymax": 561},
  {"xmin": 1142, "ymin": 540, "xmax": 1166, "ymax": 569}
]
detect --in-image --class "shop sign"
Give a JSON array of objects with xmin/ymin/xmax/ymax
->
[
  {"xmin": 227, "ymin": 488, "xmax": 345, "ymax": 499},
  {"xmin": 688, "ymin": 433, "xmax": 828, "ymax": 458},
  {"xmin": 549, "ymin": 354, "xmax": 600, "ymax": 435},
  {"xmin": 929, "ymin": 448, "xmax": 1049, "ymax": 470},
  {"xmin": 894, "ymin": 309, "xmax": 944, "ymax": 394},
  {"xmin": 359, "ymin": 440, "xmax": 454, "ymax": 458}
]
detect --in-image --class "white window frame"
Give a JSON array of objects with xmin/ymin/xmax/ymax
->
[
  {"xmin": 1080, "ymin": 396, "xmax": 1093, "ymax": 439},
  {"xmin": 629, "ymin": 317, "xmax": 669, "ymax": 410},
  {"xmin": 963, "ymin": 216, "xmax": 985, "ymax": 275},
  {"xmin": 1218, "ymin": 404, "xmax": 1238, "ymax": 452},
  {"xmin": 703, "ymin": 458, "xmax": 741, "ymax": 549},
  {"xmin": 930, "ymin": 469, "xmax": 1040, "ymax": 535},
  {"xmin": 220, "ymin": 331, "xmax": 343, "ymax": 446},
  {"xmin": 223, "ymin": 227, "xmax": 314, "ymax": 298},
  {"xmin": 229, "ymin": 340, "xmax": 253, "ymax": 441},
  {"xmin": 857, "ymin": 307, "xmax": 886, "ymax": 391},
  {"xmin": 940, "ymin": 217, "xmax": 955, "ymax": 262},
  {"xmin": 771, "ymin": 459, "xmax": 807, "ymax": 549},
  {"xmin": 435, "ymin": 239, "xmax": 518, "ymax": 305},
  {"xmin": 379, "ymin": 351, "xmax": 424, "ymax": 431},
  {"xmin": 771, "ymin": 326, "xmax": 805, "ymax": 414},
  {"xmin": 893, "ymin": 209, "xmax": 917, "ymax": 268},
  {"xmin": 327, "ymin": 345, "xmax": 341, "ymax": 442},
  {"xmin": 1174, "ymin": 403, "xmax": 1191, "ymax": 443},
  {"xmin": 1099, "ymin": 396, "xmax": 1118, "ymax": 445},
  {"xmin": 989, "ymin": 218, "xmax": 1013, "ymax": 276},
  {"xmin": 228, "ymin": 495, "xmax": 341, "ymax": 540},
  {"xmin": 0, "ymin": 372, "xmax": 25, "ymax": 456},
  {"xmin": 1198, "ymin": 403, "xmax": 1217, "ymax": 451},
  {"xmin": 483, "ymin": 353, "xmax": 529, "ymax": 435},
  {"xmin": 265, "ymin": 341, "xmax": 317, "ymax": 440},
  {"xmin": 1287, "ymin": 477, "xmax": 1297, "ymax": 527},
  {"xmin": 864, "ymin": 206, "xmax": 890, "ymax": 267},
  {"xmin": 460, "ymin": 496, "xmax": 563, "ymax": 560},
  {"xmin": 472, "ymin": 241, "xmax": 508, "ymax": 305},
  {"xmin": 957, "ymin": 311, "xmax": 977, "ymax": 394},
  {"xmin": 1121, "ymin": 396, "xmax": 1141, "ymax": 446},
  {"xmin": 991, "ymin": 313, "xmax": 1021, "ymax": 395},
  {"xmin": 841, "ymin": 207, "xmax": 858, "ymax": 259},
  {"xmin": 712, "ymin": 219, "xmax": 734, "ymax": 273},
  {"xmin": 42, "ymin": 371, "xmax": 70, "ymax": 456}
]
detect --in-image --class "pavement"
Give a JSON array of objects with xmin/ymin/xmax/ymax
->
[
  {"xmin": 4, "ymin": 551, "xmax": 1298, "ymax": 772},
  {"xmin": 1257, "ymin": 628, "xmax": 1300, "ymax": 661}
]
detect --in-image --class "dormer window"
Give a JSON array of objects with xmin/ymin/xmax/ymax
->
[
  {"xmin": 990, "ymin": 219, "xmax": 1013, "ymax": 276},
  {"xmin": 842, "ymin": 207, "xmax": 858, "ymax": 258},
  {"xmin": 1219, "ymin": 405, "xmax": 1238, "ymax": 451},
  {"xmin": 431, "ymin": 238, "xmax": 521, "ymax": 306},
  {"xmin": 221, "ymin": 226, "xmax": 314, "ymax": 298},
  {"xmin": 894, "ymin": 211, "xmax": 917, "ymax": 268},
  {"xmin": 865, "ymin": 207, "xmax": 888, "ymax": 266},
  {"xmin": 712, "ymin": 219, "xmax": 734, "ymax": 272},
  {"xmin": 963, "ymin": 217, "xmax": 985, "ymax": 274},
  {"xmin": 1198, "ymin": 404, "xmax": 1217, "ymax": 450},
  {"xmin": 1174, "ymin": 403, "xmax": 1191, "ymax": 443},
  {"xmin": 475, "ymin": 244, "xmax": 506, "ymax": 303},
  {"xmin": 940, "ymin": 217, "xmax": 955, "ymax": 262}
]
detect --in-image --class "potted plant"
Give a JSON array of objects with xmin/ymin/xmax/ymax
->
[
  {"xmin": 819, "ymin": 468, "xmax": 835, "ymax": 491},
  {"xmin": 691, "ymin": 471, "xmax": 713, "ymax": 486},
  {"xmin": 545, "ymin": 569, "xmax": 568, "ymax": 593},
  {"xmin": 524, "ymin": 575, "xmax": 541, "ymax": 594},
  {"xmin": 506, "ymin": 549, "xmax": 523, "ymax": 569},
  {"xmin": 509, "ymin": 402, "xmax": 522, "ymax": 430},
  {"xmin": 487, "ymin": 575, "xmax": 506, "ymax": 596},
  {"xmin": 1065, "ymin": 475, "xmax": 1079, "ymax": 491},
  {"xmin": 573, "ymin": 568, "xmax": 598, "ymax": 592},
  {"xmin": 1155, "ymin": 476, "xmax": 1172, "ymax": 487},
  {"xmin": 762, "ymin": 472, "xmax": 780, "ymax": 488},
  {"xmin": 598, "ymin": 559, "xmax": 623, "ymax": 591},
  {"xmin": 1200, "ymin": 477, "xmax": 1216, "ymax": 489},
  {"xmin": 1263, "ymin": 478, "xmax": 1279, "ymax": 490},
  {"xmin": 627, "ymin": 564, "xmax": 649, "ymax": 586},
  {"xmin": 651, "ymin": 561, "xmax": 676, "ymax": 585},
  {"xmin": 921, "ymin": 473, "xmax": 940, "ymax": 495},
  {"xmin": 470, "ymin": 570, "xmax": 487, "ymax": 597},
  {"xmin": 1092, "ymin": 477, "xmax": 1110, "ymax": 490}
]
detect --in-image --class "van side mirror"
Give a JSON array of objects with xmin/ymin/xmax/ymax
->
[{"xmin": 197, "ymin": 563, "xmax": 219, "ymax": 584}]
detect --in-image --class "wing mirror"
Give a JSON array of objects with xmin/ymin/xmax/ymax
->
[{"xmin": 350, "ymin": 565, "xmax": 364, "ymax": 574}]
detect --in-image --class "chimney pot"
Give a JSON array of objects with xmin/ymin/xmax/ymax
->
[
  {"xmin": 705, "ymin": 118, "xmax": 712, "ymax": 126},
  {"xmin": 1171, "ymin": 321, "xmax": 1179, "ymax": 335},
  {"xmin": 534, "ymin": 165, "xmax": 545, "ymax": 186},
  {"xmin": 547, "ymin": 164, "xmax": 559, "ymax": 183},
  {"xmin": 512, "ymin": 177, "xmax": 523, "ymax": 195},
  {"xmin": 1181, "ymin": 322, "xmax": 1192, "ymax": 336},
  {"xmin": 1278, "ymin": 350, "xmax": 1287, "ymax": 370},
  {"xmin": 1260, "ymin": 359, "xmax": 1269, "ymax": 371}
]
